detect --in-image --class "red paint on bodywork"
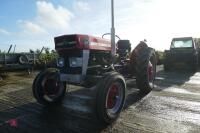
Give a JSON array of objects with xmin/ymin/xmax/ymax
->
[
  {"xmin": 88, "ymin": 36, "xmax": 111, "ymax": 51},
  {"xmin": 55, "ymin": 34, "xmax": 111, "ymax": 52}
]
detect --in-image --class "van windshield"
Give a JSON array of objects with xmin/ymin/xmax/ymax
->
[{"xmin": 171, "ymin": 39, "xmax": 193, "ymax": 48}]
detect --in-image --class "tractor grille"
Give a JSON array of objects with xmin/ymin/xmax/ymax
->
[
  {"xmin": 55, "ymin": 35, "xmax": 77, "ymax": 49},
  {"xmin": 59, "ymin": 50, "xmax": 83, "ymax": 74}
]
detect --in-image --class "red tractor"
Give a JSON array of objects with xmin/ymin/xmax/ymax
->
[{"xmin": 32, "ymin": 1, "xmax": 156, "ymax": 124}]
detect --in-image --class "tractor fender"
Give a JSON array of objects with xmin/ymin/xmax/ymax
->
[{"xmin": 130, "ymin": 41, "xmax": 148, "ymax": 65}]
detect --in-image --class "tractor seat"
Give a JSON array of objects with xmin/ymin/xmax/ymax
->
[{"xmin": 117, "ymin": 40, "xmax": 131, "ymax": 55}]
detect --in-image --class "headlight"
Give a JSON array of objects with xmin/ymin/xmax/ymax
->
[
  {"xmin": 57, "ymin": 58, "xmax": 65, "ymax": 67},
  {"xmin": 69, "ymin": 57, "xmax": 83, "ymax": 67}
]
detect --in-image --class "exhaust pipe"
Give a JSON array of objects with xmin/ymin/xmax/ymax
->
[{"xmin": 111, "ymin": 0, "xmax": 116, "ymax": 62}]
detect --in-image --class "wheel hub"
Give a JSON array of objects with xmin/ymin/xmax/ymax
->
[
  {"xmin": 107, "ymin": 85, "xmax": 119, "ymax": 109},
  {"xmin": 106, "ymin": 82, "xmax": 124, "ymax": 115},
  {"xmin": 44, "ymin": 78, "xmax": 59, "ymax": 96}
]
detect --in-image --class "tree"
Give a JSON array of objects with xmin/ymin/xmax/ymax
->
[
  {"xmin": 51, "ymin": 50, "xmax": 56, "ymax": 53},
  {"xmin": 29, "ymin": 49, "xmax": 34, "ymax": 53},
  {"xmin": 44, "ymin": 47, "xmax": 50, "ymax": 54},
  {"xmin": 36, "ymin": 49, "xmax": 41, "ymax": 54}
]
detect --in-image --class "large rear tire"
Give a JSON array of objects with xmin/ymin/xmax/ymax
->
[
  {"xmin": 96, "ymin": 72, "xmax": 126, "ymax": 124},
  {"xmin": 136, "ymin": 47, "xmax": 156, "ymax": 93},
  {"xmin": 32, "ymin": 68, "xmax": 66, "ymax": 105}
]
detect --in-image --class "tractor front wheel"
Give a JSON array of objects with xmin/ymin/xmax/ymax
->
[
  {"xmin": 32, "ymin": 68, "xmax": 66, "ymax": 105},
  {"xmin": 96, "ymin": 72, "xmax": 126, "ymax": 124},
  {"xmin": 136, "ymin": 47, "xmax": 156, "ymax": 93}
]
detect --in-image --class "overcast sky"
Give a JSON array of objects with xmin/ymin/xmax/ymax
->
[{"xmin": 0, "ymin": 0, "xmax": 200, "ymax": 52}]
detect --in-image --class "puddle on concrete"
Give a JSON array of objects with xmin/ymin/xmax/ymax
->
[
  {"xmin": 156, "ymin": 71, "xmax": 200, "ymax": 86},
  {"xmin": 186, "ymin": 79, "xmax": 200, "ymax": 85},
  {"xmin": 164, "ymin": 87, "xmax": 200, "ymax": 96},
  {"xmin": 155, "ymin": 77, "xmax": 165, "ymax": 80},
  {"xmin": 184, "ymin": 72, "xmax": 200, "ymax": 85},
  {"xmin": 192, "ymin": 72, "xmax": 200, "ymax": 77},
  {"xmin": 132, "ymin": 95, "xmax": 200, "ymax": 129}
]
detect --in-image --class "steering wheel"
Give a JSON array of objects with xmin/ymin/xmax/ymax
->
[{"xmin": 102, "ymin": 33, "xmax": 121, "ymax": 40}]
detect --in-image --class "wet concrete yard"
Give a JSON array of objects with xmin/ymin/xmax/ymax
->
[{"xmin": 0, "ymin": 66, "xmax": 200, "ymax": 133}]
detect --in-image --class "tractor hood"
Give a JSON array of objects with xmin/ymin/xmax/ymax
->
[{"xmin": 54, "ymin": 34, "xmax": 111, "ymax": 53}]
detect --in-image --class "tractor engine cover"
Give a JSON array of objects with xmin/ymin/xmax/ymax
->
[{"xmin": 54, "ymin": 34, "xmax": 111, "ymax": 53}]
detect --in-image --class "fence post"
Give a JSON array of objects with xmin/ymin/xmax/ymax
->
[
  {"xmin": 33, "ymin": 53, "xmax": 35, "ymax": 65},
  {"xmin": 4, "ymin": 54, "xmax": 6, "ymax": 65}
]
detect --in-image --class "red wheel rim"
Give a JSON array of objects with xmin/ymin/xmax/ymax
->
[
  {"xmin": 43, "ymin": 78, "xmax": 59, "ymax": 96},
  {"xmin": 106, "ymin": 85, "xmax": 119, "ymax": 109},
  {"xmin": 106, "ymin": 82, "xmax": 124, "ymax": 115},
  {"xmin": 148, "ymin": 61, "xmax": 154, "ymax": 82}
]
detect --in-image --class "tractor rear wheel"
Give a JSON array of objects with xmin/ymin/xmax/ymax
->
[
  {"xmin": 96, "ymin": 72, "xmax": 126, "ymax": 124},
  {"xmin": 136, "ymin": 47, "xmax": 156, "ymax": 93},
  {"xmin": 32, "ymin": 68, "xmax": 66, "ymax": 105}
]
